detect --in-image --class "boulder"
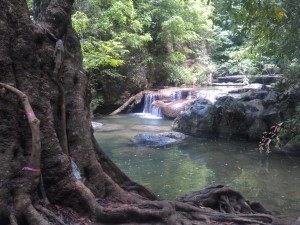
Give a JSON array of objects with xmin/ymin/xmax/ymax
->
[
  {"xmin": 173, "ymin": 95, "xmax": 273, "ymax": 140},
  {"xmin": 244, "ymin": 99, "xmax": 264, "ymax": 113},
  {"xmin": 131, "ymin": 131, "xmax": 186, "ymax": 147},
  {"xmin": 253, "ymin": 90, "xmax": 269, "ymax": 100},
  {"xmin": 248, "ymin": 118, "xmax": 268, "ymax": 140},
  {"xmin": 282, "ymin": 135, "xmax": 300, "ymax": 156},
  {"xmin": 215, "ymin": 97, "xmax": 248, "ymax": 138},
  {"xmin": 262, "ymin": 107, "xmax": 282, "ymax": 127},
  {"xmin": 263, "ymin": 90, "xmax": 278, "ymax": 106},
  {"xmin": 172, "ymin": 99, "xmax": 217, "ymax": 138},
  {"xmin": 153, "ymin": 99, "xmax": 194, "ymax": 118},
  {"xmin": 244, "ymin": 99, "xmax": 265, "ymax": 126}
]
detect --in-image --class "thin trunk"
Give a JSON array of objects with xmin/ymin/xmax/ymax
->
[{"xmin": 110, "ymin": 91, "xmax": 144, "ymax": 115}]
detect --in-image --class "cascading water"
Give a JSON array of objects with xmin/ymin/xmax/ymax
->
[
  {"xmin": 171, "ymin": 91, "xmax": 183, "ymax": 100},
  {"xmin": 195, "ymin": 88, "xmax": 229, "ymax": 103},
  {"xmin": 142, "ymin": 94, "xmax": 163, "ymax": 117}
]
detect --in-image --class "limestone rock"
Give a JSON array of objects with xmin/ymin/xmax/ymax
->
[
  {"xmin": 263, "ymin": 90, "xmax": 278, "ymax": 106},
  {"xmin": 172, "ymin": 99, "xmax": 217, "ymax": 138},
  {"xmin": 131, "ymin": 132, "xmax": 186, "ymax": 147},
  {"xmin": 153, "ymin": 99, "xmax": 194, "ymax": 118}
]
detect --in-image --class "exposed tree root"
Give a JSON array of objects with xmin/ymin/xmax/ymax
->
[
  {"xmin": 178, "ymin": 184, "xmax": 271, "ymax": 214},
  {"xmin": 23, "ymin": 204, "xmax": 49, "ymax": 225},
  {"xmin": 48, "ymin": 175, "xmax": 285, "ymax": 225},
  {"xmin": 292, "ymin": 217, "xmax": 300, "ymax": 225},
  {"xmin": 9, "ymin": 212, "xmax": 18, "ymax": 225},
  {"xmin": 35, "ymin": 204, "xmax": 66, "ymax": 225},
  {"xmin": 0, "ymin": 82, "xmax": 41, "ymax": 168}
]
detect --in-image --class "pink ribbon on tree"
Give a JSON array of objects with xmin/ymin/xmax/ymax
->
[
  {"xmin": 26, "ymin": 111, "xmax": 35, "ymax": 119},
  {"xmin": 21, "ymin": 167, "xmax": 41, "ymax": 172}
]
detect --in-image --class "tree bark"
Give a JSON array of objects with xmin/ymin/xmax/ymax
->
[{"xmin": 0, "ymin": 0, "xmax": 289, "ymax": 224}]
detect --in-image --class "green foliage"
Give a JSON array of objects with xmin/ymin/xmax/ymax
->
[
  {"xmin": 259, "ymin": 103, "xmax": 300, "ymax": 153},
  {"xmin": 82, "ymin": 38, "xmax": 128, "ymax": 70},
  {"xmin": 71, "ymin": 0, "xmax": 215, "ymax": 85},
  {"xmin": 72, "ymin": 11, "xmax": 89, "ymax": 38},
  {"xmin": 216, "ymin": 0, "xmax": 300, "ymax": 65},
  {"xmin": 279, "ymin": 105, "xmax": 300, "ymax": 144},
  {"xmin": 275, "ymin": 59, "xmax": 300, "ymax": 92},
  {"xmin": 210, "ymin": 0, "xmax": 300, "ymax": 78},
  {"xmin": 26, "ymin": 0, "xmax": 34, "ymax": 20},
  {"xmin": 163, "ymin": 62, "xmax": 194, "ymax": 85},
  {"xmin": 72, "ymin": 0, "xmax": 152, "ymax": 74},
  {"xmin": 71, "ymin": 0, "xmax": 299, "ymax": 89},
  {"xmin": 151, "ymin": 0, "xmax": 215, "ymax": 85},
  {"xmin": 91, "ymin": 97, "xmax": 104, "ymax": 107}
]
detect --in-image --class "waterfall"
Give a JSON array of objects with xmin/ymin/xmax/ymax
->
[
  {"xmin": 171, "ymin": 91, "xmax": 183, "ymax": 100},
  {"xmin": 142, "ymin": 94, "xmax": 163, "ymax": 117},
  {"xmin": 196, "ymin": 91, "xmax": 216, "ymax": 103}
]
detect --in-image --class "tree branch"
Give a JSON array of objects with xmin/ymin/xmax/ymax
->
[{"xmin": 110, "ymin": 91, "xmax": 144, "ymax": 116}]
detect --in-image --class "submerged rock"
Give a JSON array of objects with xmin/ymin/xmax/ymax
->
[
  {"xmin": 94, "ymin": 123, "xmax": 125, "ymax": 132},
  {"xmin": 132, "ymin": 131, "xmax": 185, "ymax": 147},
  {"xmin": 131, "ymin": 125, "xmax": 171, "ymax": 132}
]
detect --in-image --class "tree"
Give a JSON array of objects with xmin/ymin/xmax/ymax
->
[
  {"xmin": 0, "ymin": 0, "xmax": 287, "ymax": 224},
  {"xmin": 211, "ymin": 0, "xmax": 300, "ymax": 77}
]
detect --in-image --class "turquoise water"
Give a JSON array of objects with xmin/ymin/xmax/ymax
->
[{"xmin": 93, "ymin": 114, "xmax": 300, "ymax": 222}]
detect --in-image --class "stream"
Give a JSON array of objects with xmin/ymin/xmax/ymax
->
[{"xmin": 93, "ymin": 113, "xmax": 300, "ymax": 222}]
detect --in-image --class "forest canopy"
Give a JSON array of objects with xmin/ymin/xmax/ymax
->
[{"xmin": 69, "ymin": 0, "xmax": 299, "ymax": 87}]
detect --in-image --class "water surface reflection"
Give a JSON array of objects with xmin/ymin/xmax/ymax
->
[{"xmin": 94, "ymin": 114, "xmax": 300, "ymax": 222}]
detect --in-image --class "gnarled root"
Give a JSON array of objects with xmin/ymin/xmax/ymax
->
[
  {"xmin": 9, "ymin": 212, "xmax": 18, "ymax": 225},
  {"xmin": 178, "ymin": 184, "xmax": 271, "ymax": 214},
  {"xmin": 35, "ymin": 204, "xmax": 66, "ymax": 225},
  {"xmin": 46, "ymin": 175, "xmax": 285, "ymax": 225}
]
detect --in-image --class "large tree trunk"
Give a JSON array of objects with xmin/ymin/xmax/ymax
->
[{"xmin": 0, "ymin": 0, "xmax": 288, "ymax": 224}]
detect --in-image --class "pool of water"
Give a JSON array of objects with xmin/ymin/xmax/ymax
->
[{"xmin": 93, "ymin": 114, "xmax": 300, "ymax": 222}]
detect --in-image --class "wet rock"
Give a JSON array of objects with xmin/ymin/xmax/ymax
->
[
  {"xmin": 263, "ymin": 90, "xmax": 278, "ymax": 106},
  {"xmin": 216, "ymin": 96, "xmax": 235, "ymax": 104},
  {"xmin": 263, "ymin": 107, "xmax": 282, "ymax": 126},
  {"xmin": 216, "ymin": 97, "xmax": 248, "ymax": 138},
  {"xmin": 248, "ymin": 118, "xmax": 268, "ymax": 140},
  {"xmin": 244, "ymin": 99, "xmax": 264, "ymax": 112},
  {"xmin": 153, "ymin": 99, "xmax": 194, "ymax": 118},
  {"xmin": 172, "ymin": 100, "xmax": 217, "ymax": 138},
  {"xmin": 132, "ymin": 132, "xmax": 185, "ymax": 147},
  {"xmin": 254, "ymin": 90, "xmax": 269, "ymax": 100},
  {"xmin": 239, "ymin": 90, "xmax": 255, "ymax": 101},
  {"xmin": 173, "ymin": 95, "xmax": 273, "ymax": 140},
  {"xmin": 282, "ymin": 135, "xmax": 300, "ymax": 156}
]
